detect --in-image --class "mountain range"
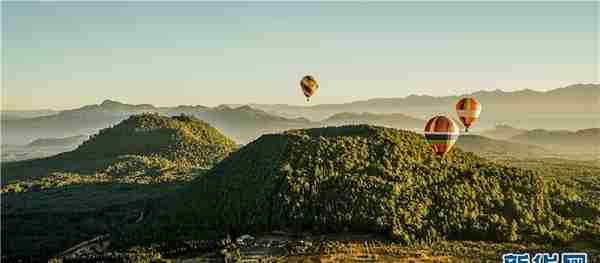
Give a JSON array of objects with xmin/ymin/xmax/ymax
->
[
  {"xmin": 235, "ymin": 84, "xmax": 600, "ymax": 130},
  {"xmin": 1, "ymin": 101, "xmax": 422, "ymax": 145},
  {"xmin": 26, "ymin": 135, "xmax": 88, "ymax": 148},
  {"xmin": 510, "ymin": 128, "xmax": 600, "ymax": 151},
  {"xmin": 2, "ymin": 84, "xmax": 598, "ymax": 146},
  {"xmin": 0, "ymin": 110, "xmax": 58, "ymax": 121},
  {"xmin": 455, "ymin": 134, "xmax": 547, "ymax": 160},
  {"xmin": 479, "ymin": 124, "xmax": 529, "ymax": 140},
  {"xmin": 475, "ymin": 125, "xmax": 599, "ymax": 158}
]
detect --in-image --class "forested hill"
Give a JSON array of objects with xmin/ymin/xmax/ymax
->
[
  {"xmin": 1, "ymin": 114, "xmax": 236, "ymax": 183},
  {"xmin": 154, "ymin": 125, "xmax": 600, "ymax": 246}
]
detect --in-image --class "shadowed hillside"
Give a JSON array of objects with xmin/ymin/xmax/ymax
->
[
  {"xmin": 1, "ymin": 114, "xmax": 238, "ymax": 258},
  {"xmin": 149, "ymin": 125, "xmax": 599, "ymax": 246},
  {"xmin": 1, "ymin": 114, "xmax": 236, "ymax": 183}
]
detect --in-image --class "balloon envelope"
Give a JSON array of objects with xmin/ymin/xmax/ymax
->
[
  {"xmin": 455, "ymin": 97, "xmax": 482, "ymax": 131},
  {"xmin": 300, "ymin": 75, "xmax": 318, "ymax": 101},
  {"xmin": 424, "ymin": 116, "xmax": 460, "ymax": 157}
]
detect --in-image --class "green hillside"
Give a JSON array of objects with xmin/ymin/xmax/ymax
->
[
  {"xmin": 1, "ymin": 113, "xmax": 236, "ymax": 184},
  {"xmin": 1, "ymin": 113, "xmax": 239, "ymax": 258},
  {"xmin": 155, "ymin": 125, "xmax": 599, "ymax": 246}
]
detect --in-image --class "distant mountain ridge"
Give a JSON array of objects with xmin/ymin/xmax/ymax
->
[
  {"xmin": 480, "ymin": 124, "xmax": 529, "ymax": 140},
  {"xmin": 1, "ymin": 109, "xmax": 58, "ymax": 121},
  {"xmin": 2, "ymin": 84, "xmax": 598, "ymax": 145},
  {"xmin": 1, "ymin": 100, "xmax": 426, "ymax": 145},
  {"xmin": 510, "ymin": 128, "xmax": 600, "ymax": 149},
  {"xmin": 243, "ymin": 83, "xmax": 599, "ymax": 112},
  {"xmin": 27, "ymin": 135, "xmax": 88, "ymax": 148},
  {"xmin": 195, "ymin": 105, "xmax": 316, "ymax": 143},
  {"xmin": 455, "ymin": 134, "xmax": 547, "ymax": 159},
  {"xmin": 1, "ymin": 100, "xmax": 312, "ymax": 145},
  {"xmin": 240, "ymin": 84, "xmax": 600, "ymax": 130}
]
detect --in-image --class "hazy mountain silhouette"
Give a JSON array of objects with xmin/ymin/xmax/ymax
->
[
  {"xmin": 479, "ymin": 124, "xmax": 528, "ymax": 140},
  {"xmin": 1, "ymin": 100, "xmax": 160, "ymax": 145},
  {"xmin": 1, "ymin": 100, "xmax": 312, "ymax": 145},
  {"xmin": 1, "ymin": 110, "xmax": 58, "ymax": 121},
  {"xmin": 195, "ymin": 105, "xmax": 317, "ymax": 143},
  {"xmin": 510, "ymin": 128, "xmax": 600, "ymax": 151},
  {"xmin": 2, "ymin": 84, "xmax": 598, "ymax": 146},
  {"xmin": 2, "ymin": 135, "xmax": 88, "ymax": 163},
  {"xmin": 455, "ymin": 134, "xmax": 546, "ymax": 159},
  {"xmin": 27, "ymin": 135, "xmax": 88, "ymax": 148},
  {"xmin": 3, "ymin": 101, "xmax": 428, "ymax": 146},
  {"xmin": 243, "ymin": 84, "xmax": 600, "ymax": 130}
]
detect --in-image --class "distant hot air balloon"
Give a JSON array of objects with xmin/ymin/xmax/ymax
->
[
  {"xmin": 424, "ymin": 116, "xmax": 460, "ymax": 157},
  {"xmin": 300, "ymin": 75, "xmax": 319, "ymax": 102},
  {"xmin": 455, "ymin": 97, "xmax": 482, "ymax": 132}
]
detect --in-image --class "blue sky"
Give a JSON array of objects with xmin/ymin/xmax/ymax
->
[{"xmin": 2, "ymin": 1, "xmax": 597, "ymax": 110}]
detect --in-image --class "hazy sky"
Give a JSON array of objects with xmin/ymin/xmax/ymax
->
[{"xmin": 2, "ymin": 1, "xmax": 598, "ymax": 110}]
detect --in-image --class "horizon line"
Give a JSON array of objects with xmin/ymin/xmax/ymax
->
[{"xmin": 2, "ymin": 83, "xmax": 597, "ymax": 112}]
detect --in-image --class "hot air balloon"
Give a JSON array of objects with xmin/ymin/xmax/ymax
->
[
  {"xmin": 424, "ymin": 115, "xmax": 460, "ymax": 157},
  {"xmin": 300, "ymin": 75, "xmax": 318, "ymax": 102},
  {"xmin": 455, "ymin": 97, "xmax": 482, "ymax": 132}
]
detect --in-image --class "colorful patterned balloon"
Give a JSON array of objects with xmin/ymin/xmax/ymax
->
[
  {"xmin": 424, "ymin": 116, "xmax": 460, "ymax": 157},
  {"xmin": 300, "ymin": 75, "xmax": 319, "ymax": 102},
  {"xmin": 455, "ymin": 97, "xmax": 482, "ymax": 132}
]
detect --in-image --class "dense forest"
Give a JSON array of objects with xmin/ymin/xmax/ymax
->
[
  {"xmin": 144, "ymin": 125, "xmax": 599, "ymax": 247},
  {"xmin": 2, "ymin": 122, "xmax": 599, "ymax": 261}
]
